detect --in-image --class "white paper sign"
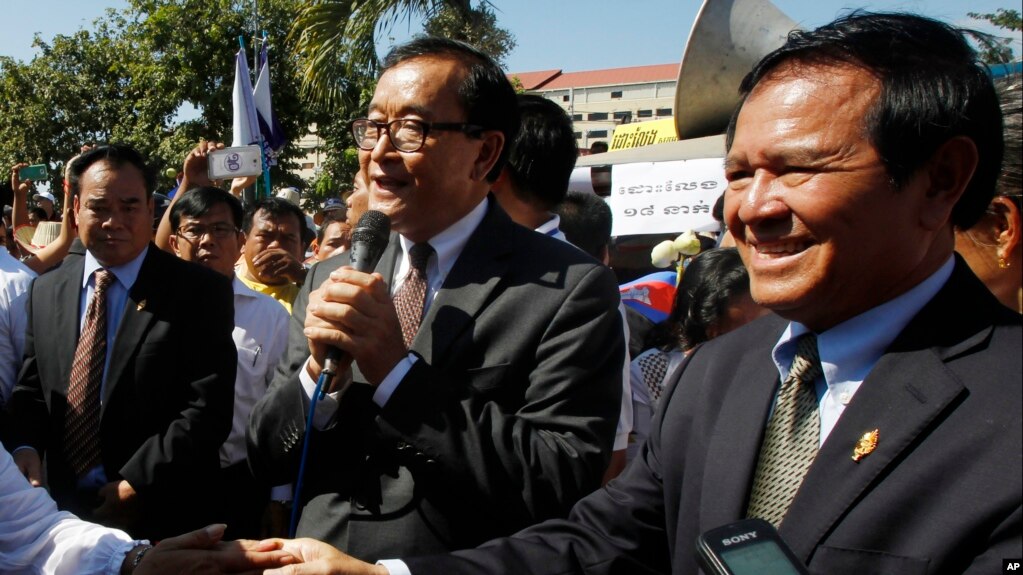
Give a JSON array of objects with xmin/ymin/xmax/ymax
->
[{"xmin": 609, "ymin": 158, "xmax": 726, "ymax": 237}]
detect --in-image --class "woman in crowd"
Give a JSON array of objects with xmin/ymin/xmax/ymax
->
[
  {"xmin": 628, "ymin": 247, "xmax": 766, "ymax": 460},
  {"xmin": 955, "ymin": 76, "xmax": 1021, "ymax": 313}
]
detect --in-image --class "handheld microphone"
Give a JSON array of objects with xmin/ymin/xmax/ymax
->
[{"xmin": 321, "ymin": 209, "xmax": 391, "ymax": 380}]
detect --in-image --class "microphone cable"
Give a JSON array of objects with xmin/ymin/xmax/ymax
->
[{"xmin": 289, "ymin": 366, "xmax": 335, "ymax": 538}]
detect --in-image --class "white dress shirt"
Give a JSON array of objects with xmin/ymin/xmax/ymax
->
[
  {"xmin": 0, "ymin": 250, "xmax": 34, "ymax": 406},
  {"xmin": 0, "ymin": 440, "xmax": 141, "ymax": 575},
  {"xmin": 221, "ymin": 276, "xmax": 289, "ymax": 468}
]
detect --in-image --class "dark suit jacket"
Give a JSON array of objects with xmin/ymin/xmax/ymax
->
[
  {"xmin": 248, "ymin": 200, "xmax": 625, "ymax": 560},
  {"xmin": 6, "ymin": 243, "xmax": 236, "ymax": 540},
  {"xmin": 404, "ymin": 257, "xmax": 1022, "ymax": 574}
]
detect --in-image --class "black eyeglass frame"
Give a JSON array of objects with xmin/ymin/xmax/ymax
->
[
  {"xmin": 175, "ymin": 223, "xmax": 240, "ymax": 242},
  {"xmin": 349, "ymin": 118, "xmax": 485, "ymax": 153}
]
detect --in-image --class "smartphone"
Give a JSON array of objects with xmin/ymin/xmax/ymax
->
[
  {"xmin": 696, "ymin": 518, "xmax": 809, "ymax": 575},
  {"xmin": 18, "ymin": 164, "xmax": 48, "ymax": 181},
  {"xmin": 208, "ymin": 145, "xmax": 263, "ymax": 180}
]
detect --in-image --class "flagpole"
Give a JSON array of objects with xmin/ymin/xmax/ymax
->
[{"xmin": 260, "ymin": 31, "xmax": 272, "ymax": 200}]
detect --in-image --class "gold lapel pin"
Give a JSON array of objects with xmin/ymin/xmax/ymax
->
[
  {"xmin": 852, "ymin": 429, "xmax": 879, "ymax": 462},
  {"xmin": 136, "ymin": 299, "xmax": 147, "ymax": 311}
]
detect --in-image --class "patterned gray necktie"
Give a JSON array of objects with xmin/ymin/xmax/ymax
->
[
  {"xmin": 393, "ymin": 242, "xmax": 433, "ymax": 348},
  {"xmin": 65, "ymin": 268, "xmax": 114, "ymax": 477},
  {"xmin": 746, "ymin": 333, "xmax": 823, "ymax": 527}
]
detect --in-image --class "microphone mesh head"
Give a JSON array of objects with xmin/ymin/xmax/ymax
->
[{"xmin": 352, "ymin": 210, "xmax": 391, "ymax": 243}]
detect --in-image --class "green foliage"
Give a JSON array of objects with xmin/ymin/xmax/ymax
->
[
  {"xmin": 421, "ymin": 3, "xmax": 516, "ymax": 66},
  {"xmin": 0, "ymin": 0, "xmax": 321, "ymax": 194},
  {"xmin": 289, "ymin": 0, "xmax": 471, "ymax": 108},
  {"xmin": 969, "ymin": 8, "xmax": 1022, "ymax": 32},
  {"xmin": 968, "ymin": 8, "xmax": 1021, "ymax": 64},
  {"xmin": 0, "ymin": 0, "xmax": 515, "ymax": 206}
]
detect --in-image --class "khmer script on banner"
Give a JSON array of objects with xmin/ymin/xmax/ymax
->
[{"xmin": 609, "ymin": 158, "xmax": 726, "ymax": 237}]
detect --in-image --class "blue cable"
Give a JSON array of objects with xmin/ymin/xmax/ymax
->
[{"xmin": 289, "ymin": 370, "xmax": 331, "ymax": 538}]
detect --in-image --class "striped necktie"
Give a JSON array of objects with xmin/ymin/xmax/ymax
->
[{"xmin": 65, "ymin": 268, "xmax": 114, "ymax": 477}]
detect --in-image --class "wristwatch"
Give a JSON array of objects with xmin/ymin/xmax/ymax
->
[{"xmin": 120, "ymin": 543, "xmax": 154, "ymax": 575}]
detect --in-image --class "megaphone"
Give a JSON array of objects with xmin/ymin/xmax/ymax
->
[{"xmin": 674, "ymin": 0, "xmax": 798, "ymax": 140}]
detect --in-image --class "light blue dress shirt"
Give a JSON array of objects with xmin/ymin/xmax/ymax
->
[{"xmin": 771, "ymin": 256, "xmax": 954, "ymax": 446}]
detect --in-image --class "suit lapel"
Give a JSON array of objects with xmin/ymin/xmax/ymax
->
[
  {"xmin": 779, "ymin": 348, "xmax": 966, "ymax": 561},
  {"xmin": 54, "ymin": 257, "xmax": 87, "ymax": 394},
  {"xmin": 375, "ymin": 232, "xmax": 401, "ymax": 288},
  {"xmin": 778, "ymin": 260, "xmax": 995, "ymax": 562},
  {"xmin": 411, "ymin": 201, "xmax": 513, "ymax": 366},
  {"xmin": 101, "ymin": 249, "xmax": 158, "ymax": 415},
  {"xmin": 698, "ymin": 318, "xmax": 786, "ymax": 529}
]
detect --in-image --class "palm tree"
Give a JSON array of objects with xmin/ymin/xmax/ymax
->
[{"xmin": 290, "ymin": 0, "xmax": 472, "ymax": 109}]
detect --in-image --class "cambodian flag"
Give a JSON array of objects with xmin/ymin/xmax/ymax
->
[{"xmin": 619, "ymin": 271, "xmax": 678, "ymax": 323}]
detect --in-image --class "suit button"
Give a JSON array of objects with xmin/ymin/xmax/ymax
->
[{"xmin": 396, "ymin": 441, "xmax": 411, "ymax": 452}]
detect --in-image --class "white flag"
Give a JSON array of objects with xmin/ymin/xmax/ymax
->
[{"xmin": 232, "ymin": 48, "xmax": 260, "ymax": 148}]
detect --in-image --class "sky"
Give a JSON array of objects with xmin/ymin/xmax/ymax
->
[{"xmin": 1, "ymin": 0, "xmax": 1020, "ymax": 74}]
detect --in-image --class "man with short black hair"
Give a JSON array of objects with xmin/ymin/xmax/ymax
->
[
  {"xmin": 264, "ymin": 13, "xmax": 1021, "ymax": 575},
  {"xmin": 312, "ymin": 209, "xmax": 351, "ymax": 262},
  {"xmin": 249, "ymin": 37, "xmax": 624, "ymax": 563},
  {"xmin": 168, "ymin": 185, "xmax": 289, "ymax": 538},
  {"xmin": 237, "ymin": 196, "xmax": 309, "ymax": 312},
  {"xmin": 491, "ymin": 94, "xmax": 578, "ymax": 239},
  {"xmin": 5, "ymin": 144, "xmax": 236, "ymax": 541}
]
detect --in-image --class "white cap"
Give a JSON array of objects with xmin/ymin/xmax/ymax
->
[
  {"xmin": 276, "ymin": 187, "xmax": 301, "ymax": 206},
  {"xmin": 33, "ymin": 191, "xmax": 56, "ymax": 204}
]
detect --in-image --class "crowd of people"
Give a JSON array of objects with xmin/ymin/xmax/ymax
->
[{"xmin": 0, "ymin": 9, "xmax": 1020, "ymax": 575}]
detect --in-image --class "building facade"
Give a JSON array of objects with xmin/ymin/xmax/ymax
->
[{"xmin": 511, "ymin": 63, "xmax": 679, "ymax": 151}]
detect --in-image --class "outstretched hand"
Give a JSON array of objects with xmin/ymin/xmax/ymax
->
[
  {"xmin": 261, "ymin": 538, "xmax": 388, "ymax": 575},
  {"xmin": 134, "ymin": 524, "xmax": 298, "ymax": 575}
]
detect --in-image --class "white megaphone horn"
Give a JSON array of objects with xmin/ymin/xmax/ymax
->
[{"xmin": 674, "ymin": 0, "xmax": 799, "ymax": 140}]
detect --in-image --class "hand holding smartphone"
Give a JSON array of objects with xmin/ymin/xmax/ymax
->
[
  {"xmin": 18, "ymin": 164, "xmax": 48, "ymax": 181},
  {"xmin": 207, "ymin": 145, "xmax": 263, "ymax": 180}
]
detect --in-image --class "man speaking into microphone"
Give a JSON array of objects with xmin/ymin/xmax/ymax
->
[{"xmin": 247, "ymin": 37, "xmax": 625, "ymax": 561}]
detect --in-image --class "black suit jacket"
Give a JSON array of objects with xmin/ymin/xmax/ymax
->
[
  {"xmin": 405, "ymin": 257, "xmax": 1022, "ymax": 574},
  {"xmin": 6, "ymin": 243, "xmax": 236, "ymax": 540},
  {"xmin": 248, "ymin": 200, "xmax": 625, "ymax": 560}
]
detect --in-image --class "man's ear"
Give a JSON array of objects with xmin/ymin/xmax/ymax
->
[
  {"xmin": 991, "ymin": 195, "xmax": 1022, "ymax": 261},
  {"xmin": 470, "ymin": 131, "xmax": 505, "ymax": 183},
  {"xmin": 919, "ymin": 135, "xmax": 978, "ymax": 231},
  {"xmin": 168, "ymin": 233, "xmax": 182, "ymax": 257}
]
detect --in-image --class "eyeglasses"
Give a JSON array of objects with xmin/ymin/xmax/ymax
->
[
  {"xmin": 176, "ymin": 223, "xmax": 239, "ymax": 242},
  {"xmin": 350, "ymin": 118, "xmax": 484, "ymax": 153}
]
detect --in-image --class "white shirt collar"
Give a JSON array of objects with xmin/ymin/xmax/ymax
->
[
  {"xmin": 774, "ymin": 256, "xmax": 955, "ymax": 386},
  {"xmin": 396, "ymin": 196, "xmax": 489, "ymax": 290}
]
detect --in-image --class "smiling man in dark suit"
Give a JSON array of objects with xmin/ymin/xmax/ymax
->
[
  {"xmin": 247, "ymin": 37, "xmax": 624, "ymax": 562},
  {"xmin": 257, "ymin": 13, "xmax": 1021, "ymax": 575},
  {"xmin": 5, "ymin": 144, "xmax": 236, "ymax": 541}
]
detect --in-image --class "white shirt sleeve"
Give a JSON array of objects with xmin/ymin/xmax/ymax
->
[
  {"xmin": 299, "ymin": 357, "xmax": 342, "ymax": 429},
  {"xmin": 0, "ymin": 441, "xmax": 141, "ymax": 575},
  {"xmin": 371, "ymin": 354, "xmax": 418, "ymax": 407},
  {"xmin": 376, "ymin": 559, "xmax": 414, "ymax": 575}
]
